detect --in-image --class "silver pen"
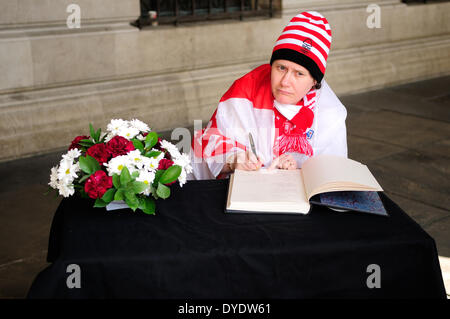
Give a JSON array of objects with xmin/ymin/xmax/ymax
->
[{"xmin": 248, "ymin": 132, "xmax": 257, "ymax": 158}]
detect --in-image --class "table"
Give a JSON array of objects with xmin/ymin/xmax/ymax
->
[{"xmin": 28, "ymin": 179, "xmax": 446, "ymax": 299}]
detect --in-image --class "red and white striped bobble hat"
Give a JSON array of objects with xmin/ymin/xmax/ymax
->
[{"xmin": 270, "ymin": 11, "xmax": 332, "ymax": 83}]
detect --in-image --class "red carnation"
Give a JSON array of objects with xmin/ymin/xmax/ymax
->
[
  {"xmin": 106, "ymin": 136, "xmax": 135, "ymax": 158},
  {"xmin": 158, "ymin": 158, "xmax": 174, "ymax": 170},
  {"xmin": 84, "ymin": 170, "xmax": 113, "ymax": 199},
  {"xmin": 86, "ymin": 143, "xmax": 111, "ymax": 165},
  {"xmin": 68, "ymin": 135, "xmax": 90, "ymax": 150}
]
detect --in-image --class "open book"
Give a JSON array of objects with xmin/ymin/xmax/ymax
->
[{"xmin": 226, "ymin": 155, "xmax": 386, "ymax": 216}]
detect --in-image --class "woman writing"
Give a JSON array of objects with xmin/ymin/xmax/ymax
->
[{"xmin": 189, "ymin": 11, "xmax": 347, "ymax": 179}]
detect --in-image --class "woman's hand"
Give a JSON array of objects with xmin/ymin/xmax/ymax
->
[
  {"xmin": 221, "ymin": 151, "xmax": 263, "ymax": 173},
  {"xmin": 234, "ymin": 151, "xmax": 263, "ymax": 171},
  {"xmin": 268, "ymin": 154, "xmax": 297, "ymax": 170}
]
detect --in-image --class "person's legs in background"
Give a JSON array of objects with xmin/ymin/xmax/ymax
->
[{"xmin": 131, "ymin": 0, "xmax": 153, "ymax": 28}]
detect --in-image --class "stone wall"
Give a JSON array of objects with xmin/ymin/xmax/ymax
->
[
  {"xmin": 0, "ymin": 0, "xmax": 138, "ymax": 27},
  {"xmin": 0, "ymin": 0, "xmax": 449, "ymax": 162}
]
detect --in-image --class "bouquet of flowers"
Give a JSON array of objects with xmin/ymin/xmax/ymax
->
[{"xmin": 48, "ymin": 119, "xmax": 192, "ymax": 214}]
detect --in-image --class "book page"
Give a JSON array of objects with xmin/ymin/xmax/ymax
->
[
  {"xmin": 301, "ymin": 155, "xmax": 383, "ymax": 199},
  {"xmin": 227, "ymin": 168, "xmax": 310, "ymax": 213}
]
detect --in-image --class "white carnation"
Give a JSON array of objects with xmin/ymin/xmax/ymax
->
[
  {"xmin": 129, "ymin": 119, "xmax": 150, "ymax": 133},
  {"xmin": 57, "ymin": 182, "xmax": 75, "ymax": 198},
  {"xmin": 57, "ymin": 159, "xmax": 80, "ymax": 183},
  {"xmin": 107, "ymin": 119, "xmax": 128, "ymax": 135},
  {"xmin": 127, "ymin": 150, "xmax": 146, "ymax": 169},
  {"xmin": 136, "ymin": 170, "xmax": 155, "ymax": 196},
  {"xmin": 144, "ymin": 157, "xmax": 161, "ymax": 172},
  {"xmin": 104, "ymin": 155, "xmax": 133, "ymax": 176},
  {"xmin": 160, "ymin": 140, "xmax": 181, "ymax": 159},
  {"xmin": 117, "ymin": 126, "xmax": 140, "ymax": 140},
  {"xmin": 178, "ymin": 169, "xmax": 187, "ymax": 187},
  {"xmin": 173, "ymin": 153, "xmax": 191, "ymax": 169},
  {"xmin": 62, "ymin": 148, "xmax": 82, "ymax": 161},
  {"xmin": 49, "ymin": 166, "xmax": 59, "ymax": 189}
]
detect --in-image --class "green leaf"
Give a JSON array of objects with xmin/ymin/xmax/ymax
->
[
  {"xmin": 101, "ymin": 188, "xmax": 116, "ymax": 204},
  {"xmin": 89, "ymin": 123, "xmax": 96, "ymax": 141},
  {"xmin": 79, "ymin": 142, "xmax": 94, "ymax": 148},
  {"xmin": 159, "ymin": 165, "xmax": 181, "ymax": 184},
  {"xmin": 156, "ymin": 182, "xmax": 170, "ymax": 199},
  {"xmin": 131, "ymin": 171, "xmax": 140, "ymax": 179},
  {"xmin": 95, "ymin": 128, "xmax": 101, "ymax": 142},
  {"xmin": 94, "ymin": 198, "xmax": 108, "ymax": 208},
  {"xmin": 120, "ymin": 166, "xmax": 131, "ymax": 186},
  {"xmin": 149, "ymin": 184, "xmax": 158, "ymax": 199},
  {"xmin": 144, "ymin": 132, "xmax": 158, "ymax": 149},
  {"xmin": 125, "ymin": 199, "xmax": 139, "ymax": 211},
  {"xmin": 125, "ymin": 190, "xmax": 138, "ymax": 202},
  {"xmin": 112, "ymin": 174, "xmax": 120, "ymax": 189},
  {"xmin": 114, "ymin": 189, "xmax": 124, "ymax": 201},
  {"xmin": 124, "ymin": 191, "xmax": 139, "ymax": 211},
  {"xmin": 79, "ymin": 155, "xmax": 101, "ymax": 174},
  {"xmin": 153, "ymin": 170, "xmax": 165, "ymax": 187},
  {"xmin": 132, "ymin": 139, "xmax": 144, "ymax": 153},
  {"xmin": 145, "ymin": 150, "xmax": 162, "ymax": 158},
  {"xmin": 78, "ymin": 174, "xmax": 90, "ymax": 183},
  {"xmin": 139, "ymin": 197, "xmax": 155, "ymax": 215},
  {"xmin": 131, "ymin": 181, "xmax": 148, "ymax": 194}
]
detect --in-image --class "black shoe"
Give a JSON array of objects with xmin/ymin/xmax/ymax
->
[
  {"xmin": 130, "ymin": 19, "xmax": 140, "ymax": 28},
  {"xmin": 139, "ymin": 17, "xmax": 152, "ymax": 27},
  {"xmin": 130, "ymin": 17, "xmax": 151, "ymax": 29}
]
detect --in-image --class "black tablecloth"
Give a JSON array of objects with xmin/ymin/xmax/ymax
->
[{"xmin": 28, "ymin": 179, "xmax": 446, "ymax": 299}]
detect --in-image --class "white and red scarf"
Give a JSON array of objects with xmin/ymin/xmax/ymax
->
[{"xmin": 273, "ymin": 89, "xmax": 317, "ymax": 157}]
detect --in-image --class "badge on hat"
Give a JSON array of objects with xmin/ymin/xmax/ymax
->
[{"xmin": 301, "ymin": 38, "xmax": 313, "ymax": 55}]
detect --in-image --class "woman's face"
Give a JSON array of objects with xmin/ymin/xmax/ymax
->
[{"xmin": 271, "ymin": 59, "xmax": 316, "ymax": 105}]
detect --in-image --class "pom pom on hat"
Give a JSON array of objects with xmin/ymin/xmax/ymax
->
[{"xmin": 270, "ymin": 11, "xmax": 332, "ymax": 83}]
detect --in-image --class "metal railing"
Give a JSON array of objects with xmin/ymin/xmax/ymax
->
[{"xmin": 138, "ymin": 0, "xmax": 274, "ymax": 27}]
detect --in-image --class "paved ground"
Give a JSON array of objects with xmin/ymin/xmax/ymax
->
[{"xmin": 0, "ymin": 75, "xmax": 449, "ymax": 298}]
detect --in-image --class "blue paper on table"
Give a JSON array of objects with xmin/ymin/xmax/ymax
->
[{"xmin": 312, "ymin": 191, "xmax": 388, "ymax": 217}]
